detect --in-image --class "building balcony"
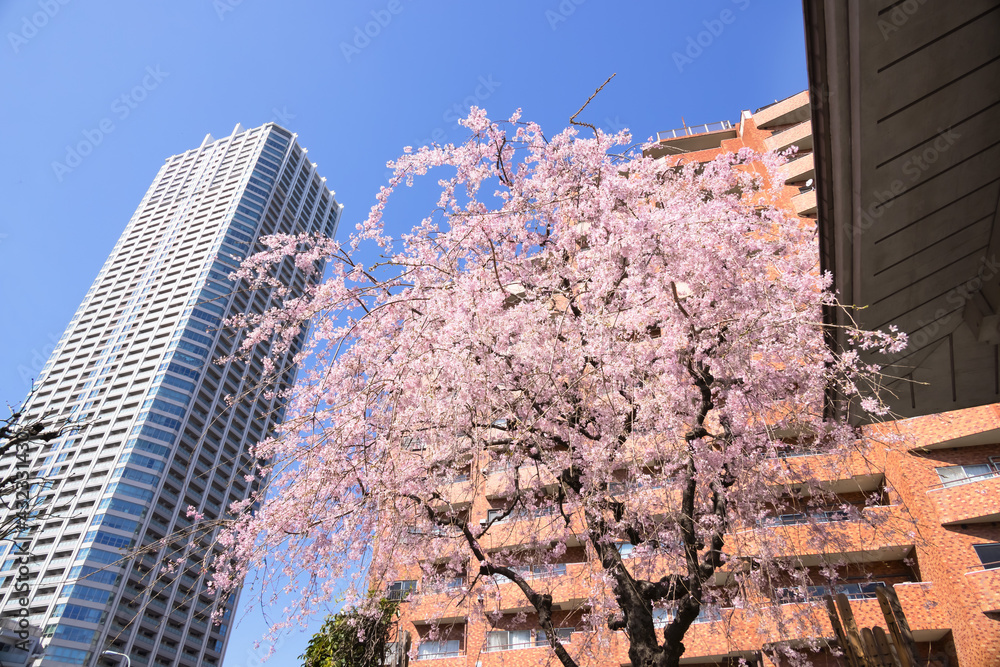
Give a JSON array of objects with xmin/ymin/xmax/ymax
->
[
  {"xmin": 965, "ymin": 566, "xmax": 1000, "ymax": 613},
  {"xmin": 780, "ymin": 152, "xmax": 814, "ymax": 185},
  {"xmin": 898, "ymin": 404, "xmax": 1000, "ymax": 450},
  {"xmin": 646, "ymin": 120, "xmax": 738, "ymax": 157},
  {"xmin": 437, "ymin": 478, "xmax": 474, "ymax": 507},
  {"xmin": 478, "ymin": 509, "xmax": 586, "ymax": 551},
  {"xmin": 763, "ymin": 119, "xmax": 813, "ymax": 154},
  {"xmin": 478, "ymin": 644, "xmax": 561, "ymax": 665},
  {"xmin": 412, "ymin": 649, "xmax": 466, "ymax": 663},
  {"xmin": 791, "ymin": 188, "xmax": 817, "ymax": 216},
  {"xmin": 927, "ymin": 470, "xmax": 1000, "ymax": 524},
  {"xmin": 768, "ymin": 447, "xmax": 886, "ymax": 491},
  {"xmin": 483, "ymin": 465, "xmax": 557, "ymax": 500},
  {"xmin": 610, "ymin": 581, "xmax": 946, "ymax": 662},
  {"xmin": 752, "ymin": 90, "xmax": 811, "ymax": 129},
  {"xmin": 731, "ymin": 505, "xmax": 913, "ymax": 565},
  {"xmin": 484, "ymin": 561, "xmax": 591, "ymax": 613},
  {"xmin": 476, "ymin": 629, "xmax": 583, "ymax": 665},
  {"xmin": 406, "ymin": 588, "xmax": 469, "ymax": 625}
]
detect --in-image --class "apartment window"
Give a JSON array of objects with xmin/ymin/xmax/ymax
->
[
  {"xmin": 386, "ymin": 580, "xmax": 416, "ymax": 601},
  {"xmin": 935, "ymin": 460, "xmax": 1000, "ymax": 487},
  {"xmin": 394, "ymin": 433, "xmax": 422, "ymax": 452},
  {"xmin": 652, "ymin": 605, "xmax": 723, "ymax": 626},
  {"xmin": 495, "ymin": 563, "xmax": 567, "ymax": 583},
  {"xmin": 536, "ymin": 628, "xmax": 573, "ymax": 646},
  {"xmin": 775, "ymin": 581, "xmax": 884, "ymax": 604},
  {"xmin": 485, "ymin": 630, "xmax": 531, "ymax": 652},
  {"xmin": 974, "ymin": 543, "xmax": 1000, "ymax": 570},
  {"xmin": 416, "ymin": 639, "xmax": 462, "ymax": 660},
  {"xmin": 617, "ymin": 542, "xmax": 635, "ymax": 558},
  {"xmin": 759, "ymin": 509, "xmax": 852, "ymax": 526}
]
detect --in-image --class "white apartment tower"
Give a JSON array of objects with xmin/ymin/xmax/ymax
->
[{"xmin": 0, "ymin": 123, "xmax": 341, "ymax": 667}]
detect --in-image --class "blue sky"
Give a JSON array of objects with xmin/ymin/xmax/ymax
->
[{"xmin": 0, "ymin": 0, "xmax": 808, "ymax": 663}]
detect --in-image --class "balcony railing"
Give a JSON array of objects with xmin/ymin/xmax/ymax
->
[
  {"xmin": 657, "ymin": 120, "xmax": 734, "ymax": 142},
  {"xmin": 775, "ymin": 581, "xmax": 885, "ymax": 604},
  {"xmin": 929, "ymin": 463, "xmax": 1000, "ymax": 491},
  {"xmin": 414, "ymin": 647, "xmax": 464, "ymax": 660},
  {"xmin": 758, "ymin": 509, "xmax": 852, "ymax": 527},
  {"xmin": 422, "ymin": 576, "xmax": 465, "ymax": 592},
  {"xmin": 770, "ymin": 447, "xmax": 825, "ymax": 459},
  {"xmin": 482, "ymin": 504, "xmax": 565, "ymax": 526},
  {"xmin": 754, "ymin": 90, "xmax": 808, "ymax": 114},
  {"xmin": 653, "ymin": 605, "xmax": 724, "ymax": 626},
  {"xmin": 493, "ymin": 563, "xmax": 569, "ymax": 583},
  {"xmin": 969, "ymin": 559, "xmax": 1000, "ymax": 571},
  {"xmin": 405, "ymin": 525, "xmax": 457, "ymax": 540},
  {"xmin": 386, "ymin": 581, "xmax": 417, "ymax": 601},
  {"xmin": 484, "ymin": 639, "xmax": 538, "ymax": 653}
]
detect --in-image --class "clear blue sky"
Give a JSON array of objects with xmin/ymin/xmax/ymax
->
[{"xmin": 0, "ymin": 1, "xmax": 808, "ymax": 663}]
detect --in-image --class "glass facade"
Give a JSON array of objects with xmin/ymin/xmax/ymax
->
[{"xmin": 0, "ymin": 123, "xmax": 341, "ymax": 667}]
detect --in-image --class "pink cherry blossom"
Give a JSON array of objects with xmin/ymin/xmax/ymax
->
[{"xmin": 209, "ymin": 110, "xmax": 907, "ymax": 667}]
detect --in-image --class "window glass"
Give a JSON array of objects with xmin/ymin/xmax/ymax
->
[
  {"xmin": 536, "ymin": 628, "xmax": 572, "ymax": 645},
  {"xmin": 936, "ymin": 464, "xmax": 995, "ymax": 487},
  {"xmin": 416, "ymin": 640, "xmax": 460, "ymax": 658},
  {"xmin": 386, "ymin": 580, "xmax": 416, "ymax": 600},
  {"xmin": 974, "ymin": 543, "xmax": 1000, "ymax": 570}
]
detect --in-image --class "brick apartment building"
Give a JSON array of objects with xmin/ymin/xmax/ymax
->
[{"xmin": 377, "ymin": 92, "xmax": 1000, "ymax": 666}]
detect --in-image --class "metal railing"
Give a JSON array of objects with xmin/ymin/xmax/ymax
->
[
  {"xmin": 484, "ymin": 639, "xmax": 538, "ymax": 653},
  {"xmin": 414, "ymin": 648, "xmax": 465, "ymax": 660},
  {"xmin": 775, "ymin": 581, "xmax": 885, "ymax": 604},
  {"xmin": 966, "ymin": 558, "xmax": 1000, "ymax": 572},
  {"xmin": 758, "ymin": 509, "xmax": 852, "ymax": 527},
  {"xmin": 386, "ymin": 588, "xmax": 414, "ymax": 601},
  {"xmin": 493, "ymin": 563, "xmax": 569, "ymax": 583},
  {"xmin": 653, "ymin": 606, "xmax": 724, "ymax": 626},
  {"xmin": 770, "ymin": 447, "xmax": 826, "ymax": 459},
  {"xmin": 753, "ymin": 90, "xmax": 808, "ymax": 114},
  {"xmin": 656, "ymin": 120, "xmax": 734, "ymax": 142},
  {"xmin": 928, "ymin": 465, "xmax": 1000, "ymax": 491}
]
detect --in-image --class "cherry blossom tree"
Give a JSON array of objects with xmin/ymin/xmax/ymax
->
[{"xmin": 208, "ymin": 109, "xmax": 906, "ymax": 667}]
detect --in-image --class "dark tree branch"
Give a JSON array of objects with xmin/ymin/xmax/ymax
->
[
  {"xmin": 569, "ymin": 73, "xmax": 617, "ymax": 136},
  {"xmin": 405, "ymin": 490, "xmax": 580, "ymax": 667}
]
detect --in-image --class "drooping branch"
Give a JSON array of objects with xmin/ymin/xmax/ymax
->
[{"xmin": 406, "ymin": 491, "xmax": 579, "ymax": 667}]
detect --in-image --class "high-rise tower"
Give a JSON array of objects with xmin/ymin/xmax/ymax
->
[{"xmin": 0, "ymin": 123, "xmax": 341, "ymax": 667}]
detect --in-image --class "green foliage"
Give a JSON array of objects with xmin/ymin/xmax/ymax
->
[{"xmin": 300, "ymin": 595, "xmax": 402, "ymax": 667}]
